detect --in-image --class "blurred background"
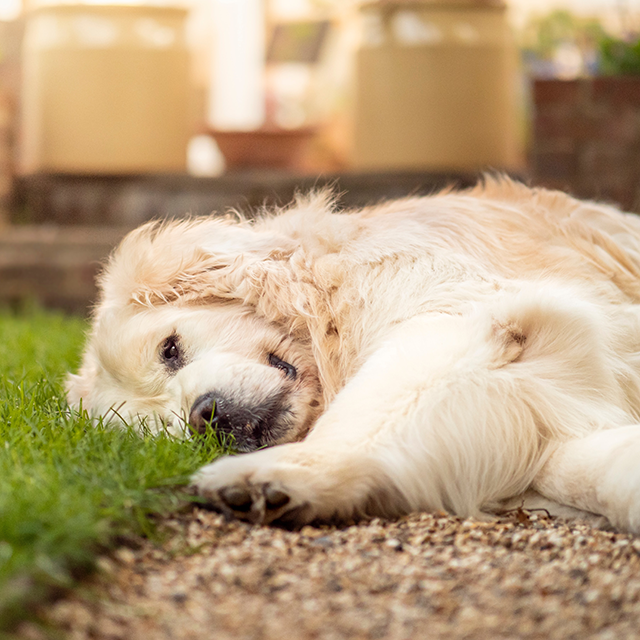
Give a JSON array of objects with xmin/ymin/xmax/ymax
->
[{"xmin": 1, "ymin": 0, "xmax": 640, "ymax": 311}]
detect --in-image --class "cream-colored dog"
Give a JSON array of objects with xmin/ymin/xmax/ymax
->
[{"xmin": 68, "ymin": 177, "xmax": 640, "ymax": 531}]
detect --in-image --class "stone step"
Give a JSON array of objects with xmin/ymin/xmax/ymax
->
[
  {"xmin": 13, "ymin": 171, "xmax": 481, "ymax": 226},
  {"xmin": 0, "ymin": 226, "xmax": 126, "ymax": 313}
]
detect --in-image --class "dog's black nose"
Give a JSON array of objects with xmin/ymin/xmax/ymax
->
[{"xmin": 189, "ymin": 393, "xmax": 219, "ymax": 434}]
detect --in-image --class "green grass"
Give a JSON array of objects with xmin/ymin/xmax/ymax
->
[{"xmin": 0, "ymin": 310, "xmax": 226, "ymax": 631}]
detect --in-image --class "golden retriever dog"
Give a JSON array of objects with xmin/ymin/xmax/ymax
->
[{"xmin": 67, "ymin": 177, "xmax": 640, "ymax": 531}]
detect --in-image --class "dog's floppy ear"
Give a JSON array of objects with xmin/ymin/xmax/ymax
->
[
  {"xmin": 97, "ymin": 192, "xmax": 339, "ymax": 325},
  {"xmin": 96, "ymin": 217, "xmax": 300, "ymax": 313}
]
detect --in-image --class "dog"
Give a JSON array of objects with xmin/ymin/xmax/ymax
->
[{"xmin": 67, "ymin": 177, "xmax": 640, "ymax": 532}]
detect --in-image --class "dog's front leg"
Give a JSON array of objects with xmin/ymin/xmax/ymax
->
[
  {"xmin": 193, "ymin": 313, "xmax": 539, "ymax": 527},
  {"xmin": 533, "ymin": 425, "xmax": 640, "ymax": 533}
]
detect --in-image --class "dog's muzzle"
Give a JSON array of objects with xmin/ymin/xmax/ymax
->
[{"xmin": 188, "ymin": 390, "xmax": 288, "ymax": 451}]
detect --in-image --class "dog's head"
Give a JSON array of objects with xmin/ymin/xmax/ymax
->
[{"xmin": 67, "ymin": 212, "xmax": 326, "ymax": 451}]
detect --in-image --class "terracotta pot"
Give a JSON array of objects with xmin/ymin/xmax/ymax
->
[{"xmin": 210, "ymin": 127, "xmax": 317, "ymax": 171}]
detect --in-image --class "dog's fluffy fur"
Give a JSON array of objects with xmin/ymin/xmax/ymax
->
[{"xmin": 68, "ymin": 177, "xmax": 640, "ymax": 531}]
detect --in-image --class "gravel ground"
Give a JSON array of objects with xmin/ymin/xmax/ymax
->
[{"xmin": 23, "ymin": 508, "xmax": 640, "ymax": 640}]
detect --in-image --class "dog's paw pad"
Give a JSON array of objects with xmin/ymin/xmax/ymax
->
[
  {"xmin": 219, "ymin": 486, "xmax": 253, "ymax": 512},
  {"xmin": 270, "ymin": 503, "xmax": 312, "ymax": 528},
  {"xmin": 264, "ymin": 486, "xmax": 290, "ymax": 509}
]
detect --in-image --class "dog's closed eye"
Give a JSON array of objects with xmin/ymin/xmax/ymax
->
[{"xmin": 268, "ymin": 354, "xmax": 297, "ymax": 380}]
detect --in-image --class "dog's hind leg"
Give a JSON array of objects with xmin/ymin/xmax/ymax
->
[
  {"xmin": 192, "ymin": 312, "xmax": 545, "ymax": 527},
  {"xmin": 533, "ymin": 425, "xmax": 640, "ymax": 534}
]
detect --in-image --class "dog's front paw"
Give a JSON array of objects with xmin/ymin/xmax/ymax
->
[
  {"xmin": 206, "ymin": 481, "xmax": 313, "ymax": 527},
  {"xmin": 192, "ymin": 451, "xmax": 316, "ymax": 527}
]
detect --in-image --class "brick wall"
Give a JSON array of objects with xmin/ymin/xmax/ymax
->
[{"xmin": 532, "ymin": 78, "xmax": 640, "ymax": 214}]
